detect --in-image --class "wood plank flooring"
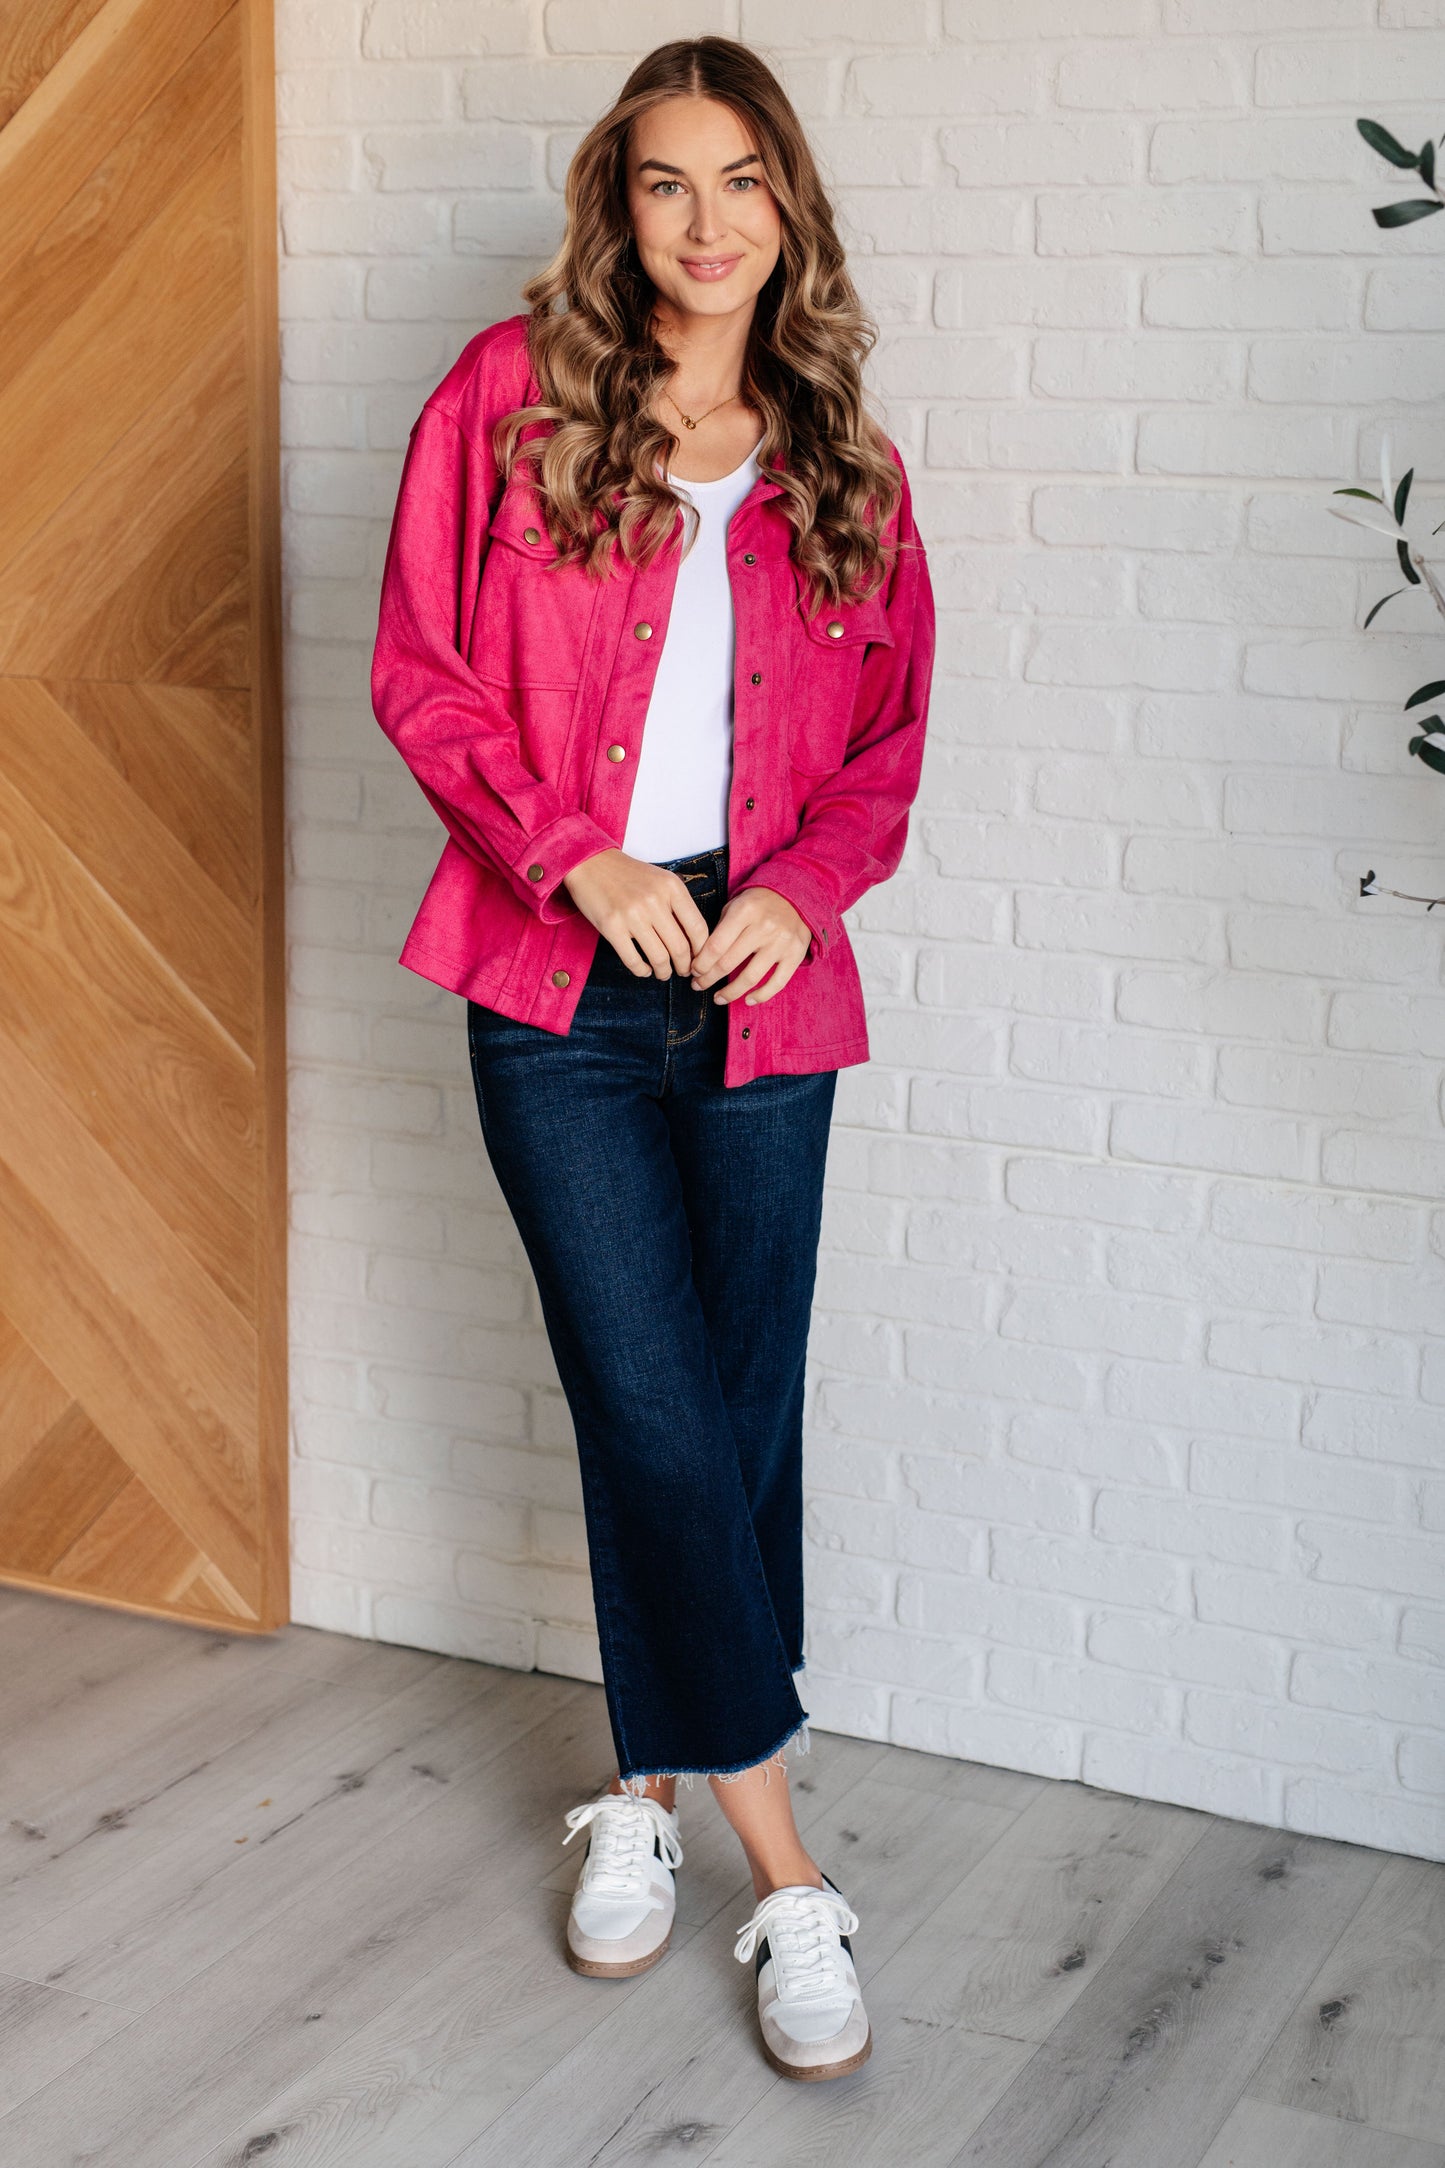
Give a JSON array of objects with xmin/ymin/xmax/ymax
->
[{"xmin": 1, "ymin": 1586, "xmax": 1439, "ymax": 2167}]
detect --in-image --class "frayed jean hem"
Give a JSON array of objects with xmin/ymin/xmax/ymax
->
[{"xmin": 617, "ymin": 1707, "xmax": 812, "ymax": 1796}]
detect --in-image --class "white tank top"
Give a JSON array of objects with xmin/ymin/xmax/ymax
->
[{"xmin": 621, "ymin": 443, "xmax": 762, "ymax": 864}]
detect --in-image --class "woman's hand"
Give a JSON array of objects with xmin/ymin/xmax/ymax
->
[
  {"xmin": 562, "ymin": 849, "xmax": 710, "ymax": 978},
  {"xmin": 689, "ymin": 886, "xmax": 811, "ymax": 1006}
]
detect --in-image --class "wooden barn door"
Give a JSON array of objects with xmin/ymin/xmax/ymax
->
[{"xmin": 0, "ymin": 0, "xmax": 287, "ymax": 1630}]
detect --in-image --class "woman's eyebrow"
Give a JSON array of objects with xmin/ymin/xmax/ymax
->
[{"xmin": 636, "ymin": 153, "xmax": 762, "ymax": 176}]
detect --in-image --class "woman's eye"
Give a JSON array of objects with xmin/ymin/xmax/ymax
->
[
  {"xmin": 730, "ymin": 176, "xmax": 758, "ymax": 191},
  {"xmin": 651, "ymin": 180, "xmax": 683, "ymax": 196}
]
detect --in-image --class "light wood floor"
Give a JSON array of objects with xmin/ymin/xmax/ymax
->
[{"xmin": 1, "ymin": 1585, "xmax": 1440, "ymax": 2167}]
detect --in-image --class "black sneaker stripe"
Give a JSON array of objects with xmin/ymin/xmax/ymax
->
[{"xmin": 820, "ymin": 1872, "xmax": 853, "ymax": 1956}]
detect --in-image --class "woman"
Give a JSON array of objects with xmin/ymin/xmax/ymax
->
[{"xmin": 372, "ymin": 36, "xmax": 934, "ymax": 2081}]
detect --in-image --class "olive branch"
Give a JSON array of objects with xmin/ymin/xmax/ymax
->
[{"xmin": 1328, "ymin": 119, "xmax": 1445, "ymax": 906}]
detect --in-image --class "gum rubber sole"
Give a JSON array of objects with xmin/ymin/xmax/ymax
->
[
  {"xmin": 761, "ymin": 2023, "xmax": 873, "ymax": 2081},
  {"xmin": 565, "ymin": 1929, "xmax": 673, "ymax": 1979}
]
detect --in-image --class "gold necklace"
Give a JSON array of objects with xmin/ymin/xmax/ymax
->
[{"xmin": 665, "ymin": 387, "xmax": 739, "ymax": 433}]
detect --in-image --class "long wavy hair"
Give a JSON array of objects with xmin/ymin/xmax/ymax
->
[{"xmin": 493, "ymin": 37, "xmax": 902, "ymax": 613}]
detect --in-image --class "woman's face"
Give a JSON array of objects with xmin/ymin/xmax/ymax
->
[{"xmin": 625, "ymin": 95, "xmax": 782, "ymax": 331}]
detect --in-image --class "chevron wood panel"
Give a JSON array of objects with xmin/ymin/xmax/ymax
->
[
  {"xmin": 0, "ymin": 0, "xmax": 285, "ymax": 1632},
  {"xmin": 0, "ymin": 2, "xmax": 109, "ymax": 131},
  {"xmin": 0, "ymin": 319, "xmax": 248, "ymax": 675}
]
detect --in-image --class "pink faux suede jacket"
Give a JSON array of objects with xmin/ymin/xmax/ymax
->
[{"xmin": 371, "ymin": 312, "xmax": 936, "ymax": 1086}]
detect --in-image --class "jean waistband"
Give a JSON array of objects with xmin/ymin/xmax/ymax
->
[
  {"xmin": 653, "ymin": 844, "xmax": 729, "ymax": 877},
  {"xmin": 653, "ymin": 843, "xmax": 729, "ymax": 902}
]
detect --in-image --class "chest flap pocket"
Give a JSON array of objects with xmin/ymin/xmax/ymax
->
[
  {"xmin": 472, "ymin": 486, "xmax": 590, "ymax": 690},
  {"xmin": 786, "ymin": 577, "xmax": 895, "ymax": 775}
]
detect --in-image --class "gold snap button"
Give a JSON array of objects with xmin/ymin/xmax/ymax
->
[
  {"xmin": 825, "ymin": 620, "xmax": 844, "ymax": 639},
  {"xmin": 741, "ymin": 1026, "xmax": 751, "ymax": 1039},
  {"xmin": 743, "ymin": 552, "xmax": 756, "ymax": 564},
  {"xmin": 551, "ymin": 969, "xmax": 570, "ymax": 988},
  {"xmin": 634, "ymin": 621, "xmax": 653, "ymax": 640},
  {"xmin": 749, "ymin": 671, "xmax": 762, "ymax": 685},
  {"xmin": 606, "ymin": 743, "xmax": 627, "ymax": 762},
  {"xmin": 745, "ymin": 796, "xmax": 755, "ymax": 810},
  {"xmin": 523, "ymin": 526, "xmax": 541, "ymax": 544},
  {"xmin": 527, "ymin": 863, "xmax": 544, "ymax": 882}
]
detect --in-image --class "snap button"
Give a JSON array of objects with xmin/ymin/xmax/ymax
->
[
  {"xmin": 527, "ymin": 863, "xmax": 544, "ymax": 882},
  {"xmin": 523, "ymin": 526, "xmax": 541, "ymax": 545},
  {"xmin": 743, "ymin": 552, "xmax": 756, "ymax": 565},
  {"xmin": 825, "ymin": 620, "xmax": 844, "ymax": 638},
  {"xmin": 634, "ymin": 621, "xmax": 653, "ymax": 640},
  {"xmin": 551, "ymin": 969, "xmax": 570, "ymax": 988},
  {"xmin": 745, "ymin": 796, "xmax": 755, "ymax": 810},
  {"xmin": 741, "ymin": 1026, "xmax": 751, "ymax": 1039},
  {"xmin": 749, "ymin": 671, "xmax": 762, "ymax": 685},
  {"xmin": 605, "ymin": 743, "xmax": 627, "ymax": 762}
]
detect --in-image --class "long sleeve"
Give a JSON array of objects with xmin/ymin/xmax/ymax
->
[
  {"xmin": 370, "ymin": 399, "xmax": 615, "ymax": 922},
  {"xmin": 735, "ymin": 460, "xmax": 936, "ymax": 961}
]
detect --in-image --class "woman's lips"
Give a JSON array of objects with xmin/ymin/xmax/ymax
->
[{"xmin": 679, "ymin": 255, "xmax": 742, "ymax": 281}]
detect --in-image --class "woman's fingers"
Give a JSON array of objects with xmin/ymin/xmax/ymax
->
[
  {"xmin": 602, "ymin": 918, "xmax": 656, "ymax": 976},
  {"xmin": 690, "ymin": 919, "xmax": 752, "ymax": 990},
  {"xmin": 689, "ymin": 917, "xmax": 740, "ymax": 987},
  {"xmin": 739, "ymin": 949, "xmax": 804, "ymax": 1005},
  {"xmin": 564, "ymin": 862, "xmax": 808, "ymax": 990},
  {"xmin": 668, "ymin": 880, "xmax": 712, "ymax": 960},
  {"xmin": 712, "ymin": 944, "xmax": 783, "ymax": 1004},
  {"xmin": 627, "ymin": 921, "xmax": 678, "ymax": 979},
  {"xmin": 564, "ymin": 852, "xmax": 719, "ymax": 979},
  {"xmin": 658, "ymin": 907, "xmax": 701, "ymax": 976}
]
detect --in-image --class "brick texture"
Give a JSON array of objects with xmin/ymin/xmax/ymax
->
[{"xmin": 277, "ymin": 0, "xmax": 1445, "ymax": 1861}]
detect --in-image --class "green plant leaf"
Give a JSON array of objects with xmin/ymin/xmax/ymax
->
[
  {"xmin": 1422, "ymin": 138, "xmax": 1437, "ymax": 191},
  {"xmin": 1394, "ymin": 467, "xmax": 1414, "ymax": 525},
  {"xmin": 1409, "ymin": 727, "xmax": 1445, "ymax": 776},
  {"xmin": 1364, "ymin": 588, "xmax": 1405, "ymax": 626},
  {"xmin": 1397, "ymin": 538, "xmax": 1421, "ymax": 585},
  {"xmin": 1374, "ymin": 199, "xmax": 1444, "ymax": 226},
  {"xmin": 1333, "ymin": 487, "xmax": 1385, "ymax": 503},
  {"xmin": 1404, "ymin": 679, "xmax": 1445, "ymax": 709},
  {"xmin": 1358, "ymin": 117, "xmax": 1420, "ymax": 168}
]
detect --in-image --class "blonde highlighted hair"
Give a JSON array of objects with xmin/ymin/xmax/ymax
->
[{"xmin": 494, "ymin": 36, "xmax": 902, "ymax": 613}]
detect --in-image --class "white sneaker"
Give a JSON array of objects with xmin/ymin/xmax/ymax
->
[
  {"xmin": 733, "ymin": 1871, "xmax": 872, "ymax": 2079},
  {"xmin": 561, "ymin": 1791, "xmax": 684, "ymax": 1978}
]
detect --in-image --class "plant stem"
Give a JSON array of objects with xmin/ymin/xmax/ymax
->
[
  {"xmin": 1410, "ymin": 548, "xmax": 1445, "ymax": 625},
  {"xmin": 1365, "ymin": 879, "xmax": 1445, "ymax": 908}
]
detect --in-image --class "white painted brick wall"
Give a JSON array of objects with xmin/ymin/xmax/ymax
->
[{"xmin": 277, "ymin": 0, "xmax": 1445, "ymax": 1861}]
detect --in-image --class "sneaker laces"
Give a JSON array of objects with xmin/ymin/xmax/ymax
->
[
  {"xmin": 733, "ymin": 1885, "xmax": 860, "ymax": 2006},
  {"xmin": 562, "ymin": 1793, "xmax": 683, "ymax": 1896}
]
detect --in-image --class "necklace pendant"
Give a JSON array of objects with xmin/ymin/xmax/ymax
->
[{"xmin": 682, "ymin": 416, "xmax": 696, "ymax": 430}]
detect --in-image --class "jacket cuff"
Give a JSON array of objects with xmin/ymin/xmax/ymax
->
[
  {"xmin": 509, "ymin": 814, "xmax": 617, "ymax": 921},
  {"xmin": 733, "ymin": 862, "xmax": 842, "ymax": 965}
]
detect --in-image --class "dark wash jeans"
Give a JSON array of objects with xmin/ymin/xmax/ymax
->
[{"xmin": 465, "ymin": 844, "xmax": 837, "ymax": 1786}]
